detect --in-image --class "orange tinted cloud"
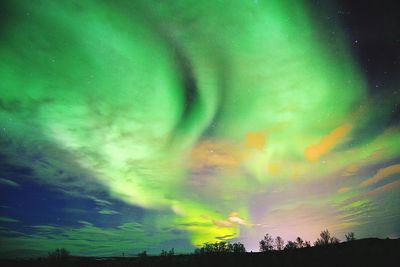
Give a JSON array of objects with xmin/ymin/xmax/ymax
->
[
  {"xmin": 228, "ymin": 212, "xmax": 247, "ymax": 225},
  {"xmin": 363, "ymin": 149, "xmax": 385, "ymax": 162},
  {"xmin": 305, "ymin": 123, "xmax": 352, "ymax": 162},
  {"xmin": 346, "ymin": 180, "xmax": 400, "ymax": 205},
  {"xmin": 360, "ymin": 164, "xmax": 400, "ymax": 187},
  {"xmin": 213, "ymin": 220, "xmax": 234, "ymax": 228},
  {"xmin": 342, "ymin": 163, "xmax": 360, "ymax": 176},
  {"xmin": 367, "ymin": 180, "xmax": 400, "ymax": 195},
  {"xmin": 338, "ymin": 187, "xmax": 350, "ymax": 193},
  {"xmin": 246, "ymin": 132, "xmax": 267, "ymax": 150},
  {"xmin": 189, "ymin": 140, "xmax": 243, "ymax": 172}
]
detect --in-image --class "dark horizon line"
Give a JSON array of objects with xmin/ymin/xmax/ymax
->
[{"xmin": 1, "ymin": 236, "xmax": 399, "ymax": 260}]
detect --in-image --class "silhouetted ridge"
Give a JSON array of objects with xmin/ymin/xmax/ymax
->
[{"xmin": 1, "ymin": 238, "xmax": 399, "ymax": 267}]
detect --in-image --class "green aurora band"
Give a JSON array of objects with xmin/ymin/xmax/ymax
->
[{"xmin": 0, "ymin": 0, "xmax": 399, "ymax": 256}]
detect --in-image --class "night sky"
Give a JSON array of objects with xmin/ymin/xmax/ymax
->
[{"xmin": 0, "ymin": 0, "xmax": 399, "ymax": 258}]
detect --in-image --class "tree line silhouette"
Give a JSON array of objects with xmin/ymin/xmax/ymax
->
[
  {"xmin": 47, "ymin": 229, "xmax": 356, "ymax": 258},
  {"xmin": 258, "ymin": 229, "xmax": 350, "ymax": 252}
]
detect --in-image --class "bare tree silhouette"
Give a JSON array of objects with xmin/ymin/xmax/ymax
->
[
  {"xmin": 284, "ymin": 241, "xmax": 297, "ymax": 250},
  {"xmin": 259, "ymin": 233, "xmax": 274, "ymax": 252},
  {"xmin": 47, "ymin": 248, "xmax": 70, "ymax": 260},
  {"xmin": 330, "ymin": 237, "xmax": 340, "ymax": 244},
  {"xmin": 137, "ymin": 251, "xmax": 147, "ymax": 257},
  {"xmin": 275, "ymin": 236, "xmax": 284, "ymax": 251},
  {"xmin": 232, "ymin": 242, "xmax": 246, "ymax": 253},
  {"xmin": 296, "ymin": 237, "xmax": 304, "ymax": 248},
  {"xmin": 345, "ymin": 232, "xmax": 356, "ymax": 241},
  {"xmin": 314, "ymin": 229, "xmax": 340, "ymax": 246},
  {"xmin": 161, "ymin": 248, "xmax": 174, "ymax": 256},
  {"xmin": 195, "ymin": 241, "xmax": 246, "ymax": 253}
]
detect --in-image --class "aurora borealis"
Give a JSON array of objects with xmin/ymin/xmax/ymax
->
[{"xmin": 1, "ymin": 0, "xmax": 399, "ymax": 258}]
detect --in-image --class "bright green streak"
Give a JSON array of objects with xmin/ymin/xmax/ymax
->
[{"xmin": 1, "ymin": 0, "xmax": 399, "ymax": 255}]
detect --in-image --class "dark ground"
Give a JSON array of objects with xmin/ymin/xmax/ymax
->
[{"xmin": 1, "ymin": 238, "xmax": 399, "ymax": 267}]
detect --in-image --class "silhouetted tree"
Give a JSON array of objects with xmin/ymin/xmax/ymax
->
[
  {"xmin": 305, "ymin": 241, "xmax": 311, "ymax": 247},
  {"xmin": 284, "ymin": 241, "xmax": 297, "ymax": 250},
  {"xmin": 195, "ymin": 241, "xmax": 244, "ymax": 254},
  {"xmin": 345, "ymin": 232, "xmax": 356, "ymax": 241},
  {"xmin": 275, "ymin": 236, "xmax": 284, "ymax": 251},
  {"xmin": 47, "ymin": 248, "xmax": 70, "ymax": 260},
  {"xmin": 215, "ymin": 241, "xmax": 230, "ymax": 253},
  {"xmin": 330, "ymin": 236, "xmax": 340, "ymax": 244},
  {"xmin": 227, "ymin": 242, "xmax": 234, "ymax": 252},
  {"xmin": 314, "ymin": 229, "xmax": 330, "ymax": 246},
  {"xmin": 314, "ymin": 229, "xmax": 340, "ymax": 246},
  {"xmin": 320, "ymin": 229, "xmax": 331, "ymax": 244},
  {"xmin": 161, "ymin": 248, "xmax": 175, "ymax": 256},
  {"xmin": 296, "ymin": 237, "xmax": 304, "ymax": 248},
  {"xmin": 259, "ymin": 233, "xmax": 274, "ymax": 252},
  {"xmin": 138, "ymin": 251, "xmax": 147, "ymax": 257},
  {"xmin": 232, "ymin": 242, "xmax": 246, "ymax": 253}
]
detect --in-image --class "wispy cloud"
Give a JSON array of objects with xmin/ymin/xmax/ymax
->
[
  {"xmin": 0, "ymin": 220, "xmax": 191, "ymax": 258},
  {"xmin": 0, "ymin": 217, "xmax": 20, "ymax": 223},
  {"xmin": 98, "ymin": 209, "xmax": 121, "ymax": 215},
  {"xmin": 360, "ymin": 164, "xmax": 400, "ymax": 187},
  {"xmin": 338, "ymin": 187, "xmax": 350, "ymax": 193},
  {"xmin": 0, "ymin": 178, "xmax": 20, "ymax": 187},
  {"xmin": 305, "ymin": 123, "xmax": 352, "ymax": 162}
]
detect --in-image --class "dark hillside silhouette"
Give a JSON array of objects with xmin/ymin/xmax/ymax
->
[{"xmin": 1, "ymin": 238, "xmax": 399, "ymax": 267}]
